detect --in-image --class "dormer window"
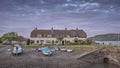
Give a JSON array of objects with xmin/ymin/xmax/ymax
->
[
  {"xmin": 42, "ymin": 34, "xmax": 44, "ymax": 37},
  {"xmin": 67, "ymin": 35, "xmax": 70, "ymax": 38},
  {"xmin": 47, "ymin": 35, "xmax": 52, "ymax": 37},
  {"xmin": 74, "ymin": 35, "xmax": 77, "ymax": 37},
  {"xmin": 37, "ymin": 34, "xmax": 42, "ymax": 37}
]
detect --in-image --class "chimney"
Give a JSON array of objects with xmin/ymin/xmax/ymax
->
[
  {"xmin": 34, "ymin": 27, "xmax": 37, "ymax": 30},
  {"xmin": 65, "ymin": 28, "xmax": 67, "ymax": 30},
  {"xmin": 51, "ymin": 27, "xmax": 54, "ymax": 31},
  {"xmin": 51, "ymin": 27, "xmax": 54, "ymax": 33},
  {"xmin": 76, "ymin": 28, "xmax": 78, "ymax": 30}
]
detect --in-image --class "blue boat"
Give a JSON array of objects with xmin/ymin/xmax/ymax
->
[{"xmin": 41, "ymin": 47, "xmax": 52, "ymax": 56}]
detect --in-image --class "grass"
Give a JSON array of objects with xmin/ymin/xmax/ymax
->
[
  {"xmin": 0, "ymin": 44, "xmax": 108, "ymax": 51},
  {"xmin": 21, "ymin": 44, "xmax": 98, "ymax": 48},
  {"xmin": 21, "ymin": 44, "xmax": 43, "ymax": 48},
  {"xmin": 0, "ymin": 43, "xmax": 105, "ymax": 50},
  {"xmin": 22, "ymin": 44, "xmax": 100, "ymax": 48},
  {"xmin": 58, "ymin": 44, "xmax": 94, "ymax": 47},
  {"xmin": 67, "ymin": 50, "xmax": 82, "ymax": 56}
]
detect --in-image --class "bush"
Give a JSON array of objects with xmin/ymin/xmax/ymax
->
[
  {"xmin": 69, "ymin": 42, "xmax": 91, "ymax": 45},
  {"xmin": 0, "ymin": 38, "xmax": 2, "ymax": 43}
]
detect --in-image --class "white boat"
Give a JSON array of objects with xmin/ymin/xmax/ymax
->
[
  {"xmin": 67, "ymin": 49, "xmax": 73, "ymax": 52},
  {"xmin": 12, "ymin": 44, "xmax": 23, "ymax": 56}
]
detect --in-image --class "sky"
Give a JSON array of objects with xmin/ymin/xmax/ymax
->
[{"xmin": 0, "ymin": 0, "xmax": 120, "ymax": 38}]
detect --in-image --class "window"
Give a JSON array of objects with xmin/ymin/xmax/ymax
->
[
  {"xmin": 52, "ymin": 40, "xmax": 54, "ymax": 44},
  {"xmin": 47, "ymin": 35, "xmax": 52, "ymax": 37},
  {"xmin": 32, "ymin": 40, "xmax": 34, "ymax": 43},
  {"xmin": 36, "ymin": 40, "xmax": 39, "ymax": 43},
  {"xmin": 67, "ymin": 35, "xmax": 70, "ymax": 38},
  {"xmin": 38, "ymin": 34, "xmax": 46, "ymax": 37},
  {"xmin": 66, "ymin": 41, "xmax": 70, "ymax": 43},
  {"xmin": 56, "ymin": 41, "xmax": 58, "ymax": 43},
  {"xmin": 40, "ymin": 40, "xmax": 44, "ymax": 44},
  {"xmin": 74, "ymin": 35, "xmax": 77, "ymax": 37},
  {"xmin": 46, "ymin": 40, "xmax": 50, "ymax": 43},
  {"xmin": 42, "ymin": 34, "xmax": 44, "ymax": 37},
  {"xmin": 74, "ymin": 38, "xmax": 78, "ymax": 43}
]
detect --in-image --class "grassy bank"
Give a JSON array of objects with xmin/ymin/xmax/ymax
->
[{"xmin": 21, "ymin": 44, "xmax": 95, "ymax": 48}]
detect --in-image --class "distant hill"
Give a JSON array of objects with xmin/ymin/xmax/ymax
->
[{"xmin": 90, "ymin": 33, "xmax": 120, "ymax": 41}]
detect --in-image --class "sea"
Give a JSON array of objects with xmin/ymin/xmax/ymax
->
[
  {"xmin": 87, "ymin": 63, "xmax": 120, "ymax": 68},
  {"xmin": 94, "ymin": 41, "xmax": 120, "ymax": 46},
  {"xmin": 91, "ymin": 41, "xmax": 120, "ymax": 68}
]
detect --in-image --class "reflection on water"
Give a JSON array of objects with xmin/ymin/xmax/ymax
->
[{"xmin": 87, "ymin": 63, "xmax": 120, "ymax": 68}]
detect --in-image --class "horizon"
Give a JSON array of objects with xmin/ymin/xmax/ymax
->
[{"xmin": 0, "ymin": 0, "xmax": 120, "ymax": 38}]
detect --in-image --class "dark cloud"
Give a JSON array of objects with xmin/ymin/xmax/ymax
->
[{"xmin": 0, "ymin": 0, "xmax": 120, "ymax": 37}]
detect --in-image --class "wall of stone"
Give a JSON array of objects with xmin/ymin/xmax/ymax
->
[{"xmin": 78, "ymin": 46, "xmax": 120, "ymax": 65}]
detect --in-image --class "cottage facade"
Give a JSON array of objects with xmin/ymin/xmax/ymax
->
[{"xmin": 30, "ymin": 28, "xmax": 87, "ymax": 45}]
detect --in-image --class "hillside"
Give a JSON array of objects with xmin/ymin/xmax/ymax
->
[{"xmin": 90, "ymin": 33, "xmax": 120, "ymax": 41}]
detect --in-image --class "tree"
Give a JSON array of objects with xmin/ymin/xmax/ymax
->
[
  {"xmin": 0, "ymin": 37, "xmax": 2, "ymax": 43},
  {"xmin": 86, "ymin": 38, "xmax": 93, "ymax": 44},
  {"xmin": 27, "ymin": 39, "xmax": 30, "ymax": 45},
  {"xmin": 56, "ymin": 37, "xmax": 63, "ymax": 45},
  {"xmin": 1, "ymin": 32, "xmax": 22, "ymax": 44}
]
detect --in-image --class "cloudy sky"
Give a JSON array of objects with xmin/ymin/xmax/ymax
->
[{"xmin": 0, "ymin": 0, "xmax": 120, "ymax": 38}]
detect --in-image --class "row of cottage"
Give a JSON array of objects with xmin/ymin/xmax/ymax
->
[
  {"xmin": 30, "ymin": 28, "xmax": 87, "ymax": 45},
  {"xmin": 3, "ymin": 28, "xmax": 87, "ymax": 45}
]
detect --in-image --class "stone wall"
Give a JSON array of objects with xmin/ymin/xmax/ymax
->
[{"xmin": 78, "ymin": 46, "xmax": 120, "ymax": 65}]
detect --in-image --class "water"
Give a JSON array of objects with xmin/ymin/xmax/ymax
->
[
  {"xmin": 87, "ymin": 63, "xmax": 120, "ymax": 68},
  {"xmin": 1, "ymin": 63, "xmax": 120, "ymax": 68},
  {"xmin": 94, "ymin": 41, "xmax": 120, "ymax": 46}
]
